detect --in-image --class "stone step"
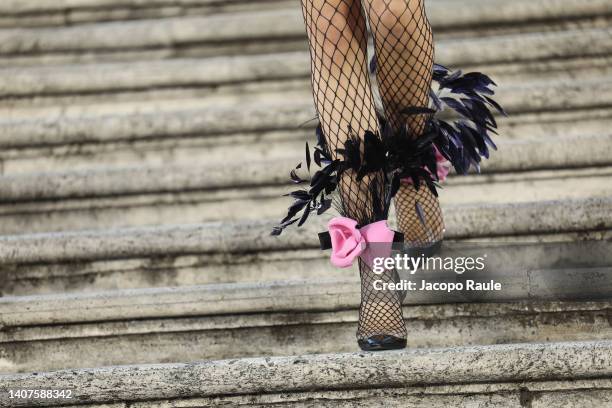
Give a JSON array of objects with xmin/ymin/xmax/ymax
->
[
  {"xmin": 0, "ymin": 230, "xmax": 612, "ymax": 360},
  {"xmin": 1, "ymin": 76, "xmax": 608, "ymax": 149},
  {"xmin": 0, "ymin": 0, "xmax": 284, "ymax": 15},
  {"xmin": 0, "ymin": 105, "xmax": 610, "ymax": 174},
  {"xmin": 0, "ymin": 132, "xmax": 608, "ymax": 200},
  {"xmin": 0, "ymin": 5, "xmax": 610, "ymax": 67},
  {"xmin": 0, "ymin": 0, "xmax": 291, "ymax": 29},
  {"xmin": 3, "ymin": 55, "xmax": 612, "ymax": 114},
  {"xmin": 0, "ymin": 124, "xmax": 607, "ymax": 188},
  {"xmin": 0, "ymin": 0, "xmax": 607, "ymax": 28},
  {"xmin": 2, "ymin": 26, "xmax": 611, "ymax": 98},
  {"xmin": 0, "ymin": 9, "xmax": 303, "ymax": 56},
  {"xmin": 2, "ymin": 295, "xmax": 611, "ymax": 374},
  {"xmin": 0, "ymin": 197, "xmax": 610, "ymax": 296},
  {"xmin": 0, "ymin": 131, "xmax": 609, "ymax": 235},
  {"xmin": 0, "ymin": 165, "xmax": 610, "ymax": 237},
  {"xmin": 0, "ymin": 341, "xmax": 610, "ymax": 407},
  {"xmin": 1, "ymin": 259, "xmax": 611, "ymax": 373},
  {"xmin": 0, "ymin": 1, "xmax": 607, "ymax": 402},
  {"xmin": 4, "ymin": 229, "xmax": 609, "ymax": 297},
  {"xmin": 0, "ymin": 235, "xmax": 611, "ymax": 371},
  {"xmin": 3, "ymin": 197, "xmax": 607, "ymax": 264}
]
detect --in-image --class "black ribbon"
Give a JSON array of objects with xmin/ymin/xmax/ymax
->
[{"xmin": 318, "ymin": 230, "xmax": 404, "ymax": 250}]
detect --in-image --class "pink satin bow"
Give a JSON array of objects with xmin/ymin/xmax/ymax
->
[{"xmin": 328, "ymin": 217, "xmax": 395, "ymax": 268}]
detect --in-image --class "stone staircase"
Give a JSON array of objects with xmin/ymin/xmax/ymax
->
[{"xmin": 0, "ymin": 0, "xmax": 612, "ymax": 406}]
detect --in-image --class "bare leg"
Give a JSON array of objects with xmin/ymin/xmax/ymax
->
[
  {"xmin": 301, "ymin": 0, "xmax": 406, "ymax": 343},
  {"xmin": 363, "ymin": 0, "xmax": 444, "ymax": 246}
]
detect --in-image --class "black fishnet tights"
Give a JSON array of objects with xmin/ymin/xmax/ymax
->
[
  {"xmin": 396, "ymin": 183, "xmax": 445, "ymax": 246},
  {"xmin": 301, "ymin": 0, "xmax": 439, "ymax": 341},
  {"xmin": 300, "ymin": 0, "xmax": 380, "ymax": 225},
  {"xmin": 365, "ymin": 0, "xmax": 445, "ymax": 248}
]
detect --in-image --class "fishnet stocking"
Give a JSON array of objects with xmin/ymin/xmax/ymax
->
[
  {"xmin": 358, "ymin": 259, "xmax": 406, "ymax": 339},
  {"xmin": 364, "ymin": 0, "xmax": 445, "ymax": 247},
  {"xmin": 396, "ymin": 183, "xmax": 445, "ymax": 246},
  {"xmin": 301, "ymin": 0, "xmax": 406, "ymax": 340}
]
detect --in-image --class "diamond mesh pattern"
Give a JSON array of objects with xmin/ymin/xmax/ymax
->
[
  {"xmin": 301, "ymin": 0, "xmax": 381, "ymax": 225},
  {"xmin": 358, "ymin": 259, "xmax": 407, "ymax": 339},
  {"xmin": 364, "ymin": 0, "xmax": 434, "ymax": 133},
  {"xmin": 396, "ymin": 183, "xmax": 445, "ymax": 246},
  {"xmin": 364, "ymin": 0, "xmax": 445, "ymax": 248},
  {"xmin": 301, "ymin": 0, "xmax": 441, "ymax": 341}
]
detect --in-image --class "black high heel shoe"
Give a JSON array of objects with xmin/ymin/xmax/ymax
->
[{"xmin": 358, "ymin": 335, "xmax": 407, "ymax": 351}]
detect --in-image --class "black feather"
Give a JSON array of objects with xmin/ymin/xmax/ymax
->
[
  {"xmin": 274, "ymin": 63, "xmax": 505, "ymax": 235},
  {"xmin": 290, "ymin": 169, "xmax": 305, "ymax": 184},
  {"xmin": 298, "ymin": 202, "xmax": 311, "ymax": 227},
  {"xmin": 369, "ymin": 55, "xmax": 378, "ymax": 74},
  {"xmin": 305, "ymin": 142, "xmax": 311, "ymax": 171},
  {"xmin": 415, "ymin": 201, "xmax": 427, "ymax": 227},
  {"xmin": 281, "ymin": 200, "xmax": 308, "ymax": 224},
  {"xmin": 317, "ymin": 198, "xmax": 332, "ymax": 215},
  {"xmin": 316, "ymin": 124, "xmax": 327, "ymax": 148}
]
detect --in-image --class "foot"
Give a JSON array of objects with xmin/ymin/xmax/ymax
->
[
  {"xmin": 357, "ymin": 300, "xmax": 407, "ymax": 351},
  {"xmin": 358, "ymin": 334, "xmax": 407, "ymax": 351}
]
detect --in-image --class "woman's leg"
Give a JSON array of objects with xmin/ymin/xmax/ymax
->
[
  {"xmin": 301, "ymin": 0, "xmax": 379, "ymax": 221},
  {"xmin": 301, "ymin": 0, "xmax": 406, "ymax": 344},
  {"xmin": 363, "ymin": 0, "xmax": 445, "ymax": 247}
]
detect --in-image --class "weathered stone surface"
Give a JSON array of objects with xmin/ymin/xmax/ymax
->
[
  {"xmin": 86, "ymin": 380, "xmax": 611, "ymax": 407},
  {"xmin": 2, "ymin": 236, "xmax": 612, "ymax": 325},
  {"xmin": 444, "ymin": 196, "xmax": 612, "ymax": 238},
  {"xmin": 0, "ymin": 53, "xmax": 311, "ymax": 98},
  {"xmin": 1, "ymin": 231, "xmax": 611, "ymax": 296},
  {"xmin": 531, "ymin": 389, "xmax": 612, "ymax": 407},
  {"xmin": 437, "ymin": 27, "xmax": 612, "ymax": 67},
  {"xmin": 3, "ymin": 6, "xmax": 317, "ymax": 63},
  {"xmin": 0, "ymin": 166, "xmax": 609, "ymax": 236},
  {"xmin": 0, "ymin": 279, "xmax": 360, "ymax": 326},
  {"xmin": 431, "ymin": 0, "xmax": 612, "ymax": 26},
  {"xmin": 1, "ymin": 298, "xmax": 611, "ymax": 373},
  {"xmin": 0, "ymin": 0, "xmax": 260, "ymax": 15},
  {"xmin": 0, "ymin": 341, "xmax": 610, "ymax": 407},
  {"xmin": 0, "ymin": 1, "xmax": 292, "ymax": 29},
  {"xmin": 1, "ymin": 77, "xmax": 610, "ymax": 153},
  {"xmin": 0, "ymin": 197, "xmax": 609, "ymax": 265},
  {"xmin": 0, "ymin": 0, "xmax": 610, "ymax": 404},
  {"xmin": 1, "ymin": 0, "xmax": 609, "ymax": 22},
  {"xmin": 0, "ymin": 2, "xmax": 610, "ymax": 58},
  {"xmin": 0, "ymin": 108, "xmax": 609, "ymax": 175},
  {"xmin": 1, "ymin": 28, "xmax": 611, "ymax": 94},
  {"xmin": 0, "ymin": 134, "xmax": 610, "ymax": 204},
  {"xmin": 0, "ymin": 99, "xmax": 315, "ymax": 148},
  {"xmin": 0, "ymin": 9, "xmax": 305, "ymax": 56},
  {"xmin": 124, "ymin": 380, "xmax": 612, "ymax": 408}
]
